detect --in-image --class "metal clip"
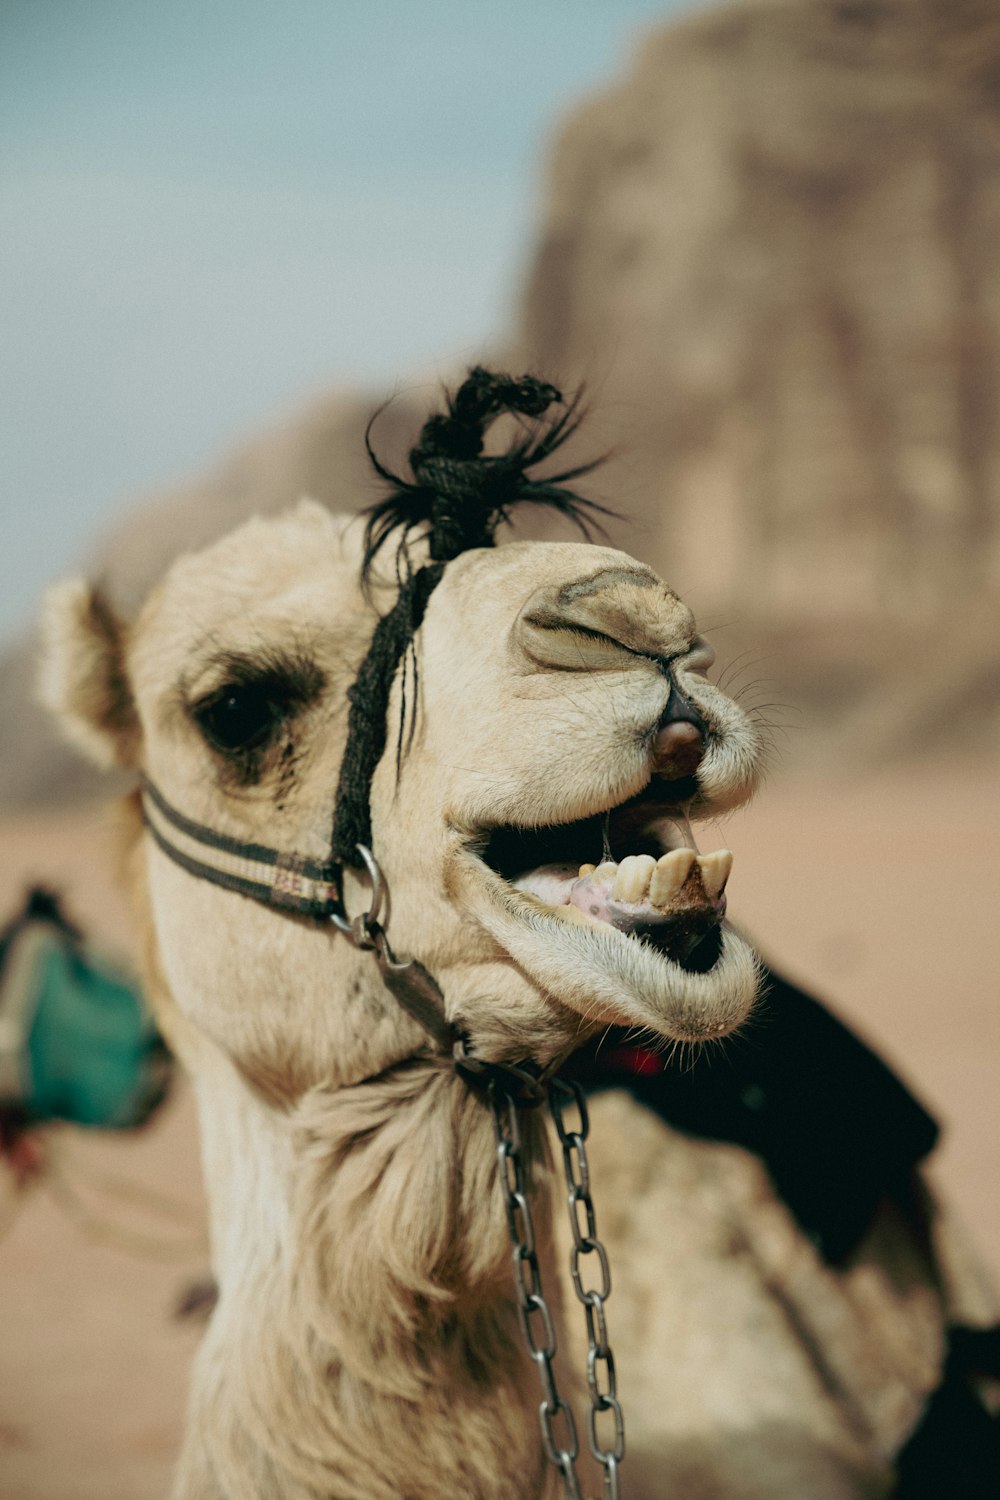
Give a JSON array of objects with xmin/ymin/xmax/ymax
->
[
  {"xmin": 452, "ymin": 1037, "xmax": 550, "ymax": 1108},
  {"xmin": 329, "ymin": 844, "xmax": 453, "ymax": 1053},
  {"xmin": 369, "ymin": 925, "xmax": 454, "ymax": 1054}
]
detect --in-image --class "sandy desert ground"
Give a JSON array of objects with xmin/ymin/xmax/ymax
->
[{"xmin": 0, "ymin": 756, "xmax": 998, "ymax": 1499}]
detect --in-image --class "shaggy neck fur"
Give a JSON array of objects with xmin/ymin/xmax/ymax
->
[{"xmin": 175, "ymin": 1045, "xmax": 562, "ymax": 1500}]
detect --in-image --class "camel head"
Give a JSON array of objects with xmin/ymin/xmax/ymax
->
[{"xmin": 40, "ymin": 379, "xmax": 764, "ymax": 1106}]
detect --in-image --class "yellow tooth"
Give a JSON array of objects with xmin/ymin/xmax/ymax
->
[
  {"xmin": 593, "ymin": 861, "xmax": 618, "ymax": 883},
  {"xmin": 612, "ymin": 853, "xmax": 656, "ymax": 903},
  {"xmin": 650, "ymin": 848, "xmax": 696, "ymax": 907},
  {"xmin": 550, "ymin": 903, "xmax": 603, "ymax": 930},
  {"xmin": 578, "ymin": 862, "xmax": 596, "ymax": 879},
  {"xmin": 698, "ymin": 850, "xmax": 733, "ymax": 900}
]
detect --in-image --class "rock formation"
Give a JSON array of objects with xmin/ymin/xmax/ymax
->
[{"xmin": 520, "ymin": 0, "xmax": 1000, "ymax": 627}]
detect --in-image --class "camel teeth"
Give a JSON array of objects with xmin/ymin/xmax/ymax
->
[
  {"xmin": 650, "ymin": 848, "xmax": 696, "ymax": 907},
  {"xmin": 698, "ymin": 850, "xmax": 733, "ymax": 900},
  {"xmin": 593, "ymin": 861, "xmax": 618, "ymax": 883},
  {"xmin": 578, "ymin": 862, "xmax": 596, "ymax": 879},
  {"xmin": 550, "ymin": 903, "xmax": 602, "ymax": 930},
  {"xmin": 612, "ymin": 853, "xmax": 656, "ymax": 903}
]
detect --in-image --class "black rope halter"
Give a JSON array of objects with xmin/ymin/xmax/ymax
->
[{"xmin": 329, "ymin": 365, "xmax": 608, "ymax": 875}]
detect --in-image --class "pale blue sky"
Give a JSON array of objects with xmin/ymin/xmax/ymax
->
[{"xmin": 1, "ymin": 0, "xmax": 697, "ymax": 640}]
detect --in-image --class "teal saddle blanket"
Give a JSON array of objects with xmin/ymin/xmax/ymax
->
[{"xmin": 0, "ymin": 888, "xmax": 170, "ymax": 1130}]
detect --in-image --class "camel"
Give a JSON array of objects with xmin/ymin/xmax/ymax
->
[{"xmin": 39, "ymin": 372, "xmax": 998, "ymax": 1499}]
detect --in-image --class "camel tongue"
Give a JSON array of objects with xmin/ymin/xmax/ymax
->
[{"xmin": 510, "ymin": 864, "xmax": 579, "ymax": 906}]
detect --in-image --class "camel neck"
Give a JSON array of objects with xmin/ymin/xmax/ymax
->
[{"xmin": 180, "ymin": 1054, "xmax": 561, "ymax": 1500}]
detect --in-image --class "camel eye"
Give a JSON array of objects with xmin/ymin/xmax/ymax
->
[
  {"xmin": 192, "ymin": 682, "xmax": 288, "ymax": 754},
  {"xmin": 188, "ymin": 654, "xmax": 325, "ymax": 771}
]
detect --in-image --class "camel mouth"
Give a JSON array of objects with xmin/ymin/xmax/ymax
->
[{"xmin": 479, "ymin": 775, "xmax": 730, "ymax": 975}]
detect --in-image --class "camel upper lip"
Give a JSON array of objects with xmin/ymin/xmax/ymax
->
[{"xmin": 478, "ymin": 773, "xmax": 700, "ymax": 882}]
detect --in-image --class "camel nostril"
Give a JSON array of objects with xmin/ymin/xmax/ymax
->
[
  {"xmin": 653, "ymin": 681, "xmax": 707, "ymax": 777},
  {"xmin": 653, "ymin": 720, "xmax": 705, "ymax": 777}
]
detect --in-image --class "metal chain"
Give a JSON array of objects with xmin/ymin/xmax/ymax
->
[
  {"xmin": 334, "ymin": 841, "xmax": 624, "ymax": 1493},
  {"xmin": 489, "ymin": 1077, "xmax": 624, "ymax": 1500},
  {"xmin": 549, "ymin": 1078, "xmax": 625, "ymax": 1499}
]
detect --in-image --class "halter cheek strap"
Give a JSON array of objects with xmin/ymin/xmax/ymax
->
[
  {"xmin": 140, "ymin": 776, "xmax": 458, "ymax": 1055},
  {"xmin": 140, "ymin": 777, "xmax": 340, "ymax": 919}
]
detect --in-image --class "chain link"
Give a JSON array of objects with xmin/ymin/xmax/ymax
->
[{"xmin": 489, "ymin": 1077, "xmax": 624, "ymax": 1500}]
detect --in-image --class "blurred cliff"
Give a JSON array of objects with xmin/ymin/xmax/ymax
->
[
  {"xmin": 516, "ymin": 0, "xmax": 1000, "ymax": 766},
  {"xmin": 4, "ymin": 0, "xmax": 1000, "ymax": 807}
]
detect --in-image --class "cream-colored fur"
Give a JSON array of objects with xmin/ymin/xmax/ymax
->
[{"xmin": 39, "ymin": 501, "xmax": 995, "ymax": 1499}]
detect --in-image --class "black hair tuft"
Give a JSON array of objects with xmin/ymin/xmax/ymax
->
[{"xmin": 360, "ymin": 366, "xmax": 612, "ymax": 590}]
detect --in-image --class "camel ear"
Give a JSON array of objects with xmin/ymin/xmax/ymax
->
[{"xmin": 38, "ymin": 579, "xmax": 140, "ymax": 770}]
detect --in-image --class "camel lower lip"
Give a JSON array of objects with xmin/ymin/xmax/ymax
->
[
  {"xmin": 545, "ymin": 900, "xmax": 727, "ymax": 973},
  {"xmin": 513, "ymin": 856, "xmax": 731, "ymax": 972}
]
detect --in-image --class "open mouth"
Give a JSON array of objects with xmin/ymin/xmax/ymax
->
[{"xmin": 481, "ymin": 775, "xmax": 731, "ymax": 975}]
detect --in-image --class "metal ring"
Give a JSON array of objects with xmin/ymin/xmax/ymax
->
[{"xmin": 329, "ymin": 842, "xmax": 388, "ymax": 942}]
